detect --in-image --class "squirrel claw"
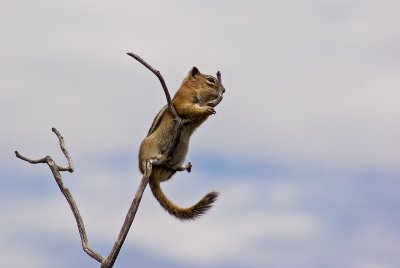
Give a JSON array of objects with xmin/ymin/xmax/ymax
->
[
  {"xmin": 186, "ymin": 162, "xmax": 192, "ymax": 173},
  {"xmin": 205, "ymin": 106, "xmax": 216, "ymax": 115}
]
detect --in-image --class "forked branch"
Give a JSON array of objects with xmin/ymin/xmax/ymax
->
[
  {"xmin": 15, "ymin": 128, "xmax": 104, "ymax": 263},
  {"xmin": 15, "ymin": 127, "xmax": 162, "ymax": 268}
]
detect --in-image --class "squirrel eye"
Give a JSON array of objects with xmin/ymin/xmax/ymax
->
[{"xmin": 206, "ymin": 76, "xmax": 216, "ymax": 84}]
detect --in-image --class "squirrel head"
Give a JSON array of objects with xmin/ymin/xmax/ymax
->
[{"xmin": 183, "ymin": 67, "xmax": 224, "ymax": 105}]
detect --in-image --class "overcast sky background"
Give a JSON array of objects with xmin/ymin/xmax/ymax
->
[{"xmin": 1, "ymin": 1, "xmax": 400, "ymax": 267}]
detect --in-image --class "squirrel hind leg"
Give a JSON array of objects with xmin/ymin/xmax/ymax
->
[{"xmin": 166, "ymin": 162, "xmax": 192, "ymax": 173}]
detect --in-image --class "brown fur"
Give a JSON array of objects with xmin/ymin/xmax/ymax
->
[{"xmin": 138, "ymin": 67, "xmax": 224, "ymax": 220}]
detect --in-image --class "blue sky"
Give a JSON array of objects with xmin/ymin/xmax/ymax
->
[{"xmin": 2, "ymin": 1, "xmax": 400, "ymax": 267}]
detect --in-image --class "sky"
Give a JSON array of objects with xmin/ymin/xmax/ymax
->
[{"xmin": 1, "ymin": 0, "xmax": 400, "ymax": 267}]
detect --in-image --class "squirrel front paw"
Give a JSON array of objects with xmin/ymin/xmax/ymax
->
[{"xmin": 203, "ymin": 104, "xmax": 216, "ymax": 115}]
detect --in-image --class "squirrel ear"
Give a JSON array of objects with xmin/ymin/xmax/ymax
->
[{"xmin": 190, "ymin": 66, "xmax": 199, "ymax": 77}]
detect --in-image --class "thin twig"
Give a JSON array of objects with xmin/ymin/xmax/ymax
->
[
  {"xmin": 52, "ymin": 127, "xmax": 74, "ymax": 172},
  {"xmin": 15, "ymin": 151, "xmax": 48, "ymax": 164},
  {"xmin": 15, "ymin": 129, "xmax": 104, "ymax": 263},
  {"xmin": 127, "ymin": 52, "xmax": 180, "ymax": 120}
]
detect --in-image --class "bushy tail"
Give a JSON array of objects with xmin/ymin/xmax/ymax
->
[{"xmin": 149, "ymin": 179, "xmax": 218, "ymax": 221}]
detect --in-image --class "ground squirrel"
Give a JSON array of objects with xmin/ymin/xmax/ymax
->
[{"xmin": 139, "ymin": 66, "xmax": 225, "ymax": 220}]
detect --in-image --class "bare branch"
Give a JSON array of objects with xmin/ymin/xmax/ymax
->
[
  {"xmin": 15, "ymin": 151, "xmax": 48, "ymax": 164},
  {"xmin": 52, "ymin": 127, "xmax": 74, "ymax": 172},
  {"xmin": 15, "ymin": 128, "xmax": 104, "ymax": 264},
  {"xmin": 127, "ymin": 52, "xmax": 180, "ymax": 120},
  {"xmin": 100, "ymin": 162, "xmax": 153, "ymax": 268},
  {"xmin": 15, "ymin": 127, "xmax": 163, "ymax": 267}
]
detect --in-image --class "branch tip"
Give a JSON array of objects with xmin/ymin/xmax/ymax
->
[
  {"xmin": 52, "ymin": 127, "xmax": 62, "ymax": 138},
  {"xmin": 127, "ymin": 51, "xmax": 179, "ymax": 119}
]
